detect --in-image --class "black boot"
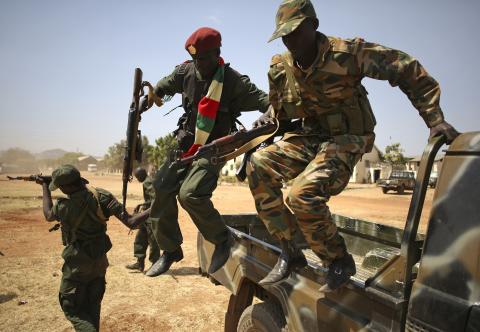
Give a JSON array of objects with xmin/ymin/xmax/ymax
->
[
  {"xmin": 319, "ymin": 253, "xmax": 356, "ymax": 292},
  {"xmin": 125, "ymin": 257, "xmax": 145, "ymax": 272},
  {"xmin": 259, "ymin": 239, "xmax": 307, "ymax": 286},
  {"xmin": 145, "ymin": 247, "xmax": 183, "ymax": 277},
  {"xmin": 208, "ymin": 233, "xmax": 233, "ymax": 274}
]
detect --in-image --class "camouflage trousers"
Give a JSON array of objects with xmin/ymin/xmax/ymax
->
[{"xmin": 247, "ymin": 135, "xmax": 362, "ymax": 264}]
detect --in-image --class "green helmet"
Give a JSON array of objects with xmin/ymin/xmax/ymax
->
[
  {"xmin": 268, "ymin": 0, "xmax": 317, "ymax": 42},
  {"xmin": 49, "ymin": 164, "xmax": 89, "ymax": 191}
]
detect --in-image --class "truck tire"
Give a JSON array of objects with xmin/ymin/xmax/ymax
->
[
  {"xmin": 237, "ymin": 301, "xmax": 287, "ymax": 332},
  {"xmin": 397, "ymin": 185, "xmax": 405, "ymax": 194},
  {"xmin": 382, "ymin": 187, "xmax": 388, "ymax": 194}
]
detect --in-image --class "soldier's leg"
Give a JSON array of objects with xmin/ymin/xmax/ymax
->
[
  {"xmin": 247, "ymin": 137, "xmax": 313, "ymax": 240},
  {"xmin": 247, "ymin": 137, "xmax": 316, "ymax": 284},
  {"xmin": 86, "ymin": 277, "xmax": 106, "ymax": 331},
  {"xmin": 146, "ymin": 223, "xmax": 161, "ymax": 263},
  {"xmin": 133, "ymin": 224, "xmax": 148, "ymax": 259},
  {"xmin": 149, "ymin": 160, "xmax": 188, "ymax": 252},
  {"xmin": 178, "ymin": 158, "xmax": 234, "ymax": 273},
  {"xmin": 59, "ymin": 277, "xmax": 97, "ymax": 332},
  {"xmin": 286, "ymin": 144, "xmax": 361, "ymax": 291},
  {"xmin": 177, "ymin": 158, "xmax": 228, "ymax": 245}
]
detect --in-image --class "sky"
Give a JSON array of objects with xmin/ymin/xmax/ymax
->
[{"xmin": 0, "ymin": 0, "xmax": 478, "ymax": 157}]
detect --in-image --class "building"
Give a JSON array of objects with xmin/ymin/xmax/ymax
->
[
  {"xmin": 77, "ymin": 155, "xmax": 98, "ymax": 171},
  {"xmin": 349, "ymin": 145, "xmax": 383, "ymax": 184},
  {"xmin": 405, "ymin": 154, "xmax": 444, "ymax": 177}
]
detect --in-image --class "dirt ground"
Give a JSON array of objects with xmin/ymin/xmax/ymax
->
[{"xmin": 0, "ymin": 173, "xmax": 434, "ymax": 331}]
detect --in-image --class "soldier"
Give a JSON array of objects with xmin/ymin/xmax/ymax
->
[
  {"xmin": 125, "ymin": 167, "xmax": 160, "ymax": 272},
  {"xmin": 145, "ymin": 27, "xmax": 269, "ymax": 277},
  {"xmin": 248, "ymin": 0, "xmax": 459, "ymax": 292},
  {"xmin": 36, "ymin": 165, "xmax": 147, "ymax": 331}
]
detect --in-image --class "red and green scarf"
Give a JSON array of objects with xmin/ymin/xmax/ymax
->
[{"xmin": 183, "ymin": 57, "xmax": 225, "ymax": 158}]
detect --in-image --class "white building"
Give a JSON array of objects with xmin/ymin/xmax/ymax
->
[{"xmin": 350, "ymin": 145, "xmax": 383, "ymax": 184}]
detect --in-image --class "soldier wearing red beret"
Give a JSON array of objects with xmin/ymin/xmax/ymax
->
[{"xmin": 145, "ymin": 27, "xmax": 269, "ymax": 277}]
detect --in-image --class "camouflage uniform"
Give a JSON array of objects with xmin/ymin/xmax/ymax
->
[
  {"xmin": 132, "ymin": 176, "xmax": 160, "ymax": 263},
  {"xmin": 50, "ymin": 177, "xmax": 122, "ymax": 331},
  {"xmin": 248, "ymin": 1, "xmax": 445, "ymax": 265},
  {"xmin": 150, "ymin": 61, "xmax": 269, "ymax": 252}
]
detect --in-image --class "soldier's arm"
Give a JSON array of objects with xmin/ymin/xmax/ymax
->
[
  {"xmin": 230, "ymin": 74, "xmax": 270, "ymax": 114},
  {"xmin": 153, "ymin": 63, "xmax": 187, "ymax": 99},
  {"xmin": 99, "ymin": 191, "xmax": 149, "ymax": 229},
  {"xmin": 355, "ymin": 40, "xmax": 444, "ymax": 128},
  {"xmin": 34, "ymin": 177, "xmax": 56, "ymax": 221}
]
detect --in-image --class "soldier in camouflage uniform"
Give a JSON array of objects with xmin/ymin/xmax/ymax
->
[
  {"xmin": 247, "ymin": 0, "xmax": 459, "ymax": 291},
  {"xmin": 146, "ymin": 27, "xmax": 269, "ymax": 277},
  {"xmin": 125, "ymin": 167, "xmax": 160, "ymax": 272},
  {"xmin": 36, "ymin": 165, "xmax": 148, "ymax": 331}
]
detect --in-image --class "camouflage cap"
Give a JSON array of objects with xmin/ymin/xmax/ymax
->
[
  {"xmin": 269, "ymin": 0, "xmax": 317, "ymax": 42},
  {"xmin": 49, "ymin": 164, "xmax": 89, "ymax": 191}
]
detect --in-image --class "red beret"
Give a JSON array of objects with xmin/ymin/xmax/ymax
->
[{"xmin": 185, "ymin": 27, "xmax": 222, "ymax": 55}]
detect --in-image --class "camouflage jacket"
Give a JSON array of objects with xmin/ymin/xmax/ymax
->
[{"xmin": 269, "ymin": 32, "xmax": 445, "ymax": 151}]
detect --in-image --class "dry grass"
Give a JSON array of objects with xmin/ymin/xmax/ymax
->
[{"xmin": 0, "ymin": 173, "xmax": 433, "ymax": 331}]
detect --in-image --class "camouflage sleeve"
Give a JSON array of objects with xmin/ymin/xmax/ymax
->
[
  {"xmin": 355, "ymin": 40, "xmax": 444, "ymax": 127},
  {"xmin": 154, "ymin": 63, "xmax": 187, "ymax": 97},
  {"xmin": 268, "ymin": 54, "xmax": 285, "ymax": 115},
  {"xmin": 51, "ymin": 200, "xmax": 62, "ymax": 221},
  {"xmin": 230, "ymin": 74, "xmax": 270, "ymax": 114},
  {"xmin": 96, "ymin": 188, "xmax": 123, "ymax": 218}
]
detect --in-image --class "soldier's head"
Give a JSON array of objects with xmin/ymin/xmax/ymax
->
[
  {"xmin": 133, "ymin": 167, "xmax": 147, "ymax": 183},
  {"xmin": 185, "ymin": 27, "xmax": 222, "ymax": 79},
  {"xmin": 49, "ymin": 164, "xmax": 89, "ymax": 195},
  {"xmin": 269, "ymin": 0, "xmax": 319, "ymax": 60}
]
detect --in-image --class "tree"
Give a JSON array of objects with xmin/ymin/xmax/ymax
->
[
  {"xmin": 149, "ymin": 134, "xmax": 178, "ymax": 169},
  {"xmin": 0, "ymin": 148, "xmax": 35, "ymax": 165},
  {"xmin": 56, "ymin": 152, "xmax": 84, "ymax": 167},
  {"xmin": 104, "ymin": 135, "xmax": 153, "ymax": 171},
  {"xmin": 383, "ymin": 143, "xmax": 406, "ymax": 166}
]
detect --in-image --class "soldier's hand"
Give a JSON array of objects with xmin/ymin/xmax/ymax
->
[
  {"xmin": 429, "ymin": 121, "xmax": 460, "ymax": 144},
  {"xmin": 35, "ymin": 176, "xmax": 50, "ymax": 186},
  {"xmin": 252, "ymin": 106, "xmax": 274, "ymax": 128}
]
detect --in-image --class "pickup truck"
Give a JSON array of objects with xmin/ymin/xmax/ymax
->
[{"xmin": 197, "ymin": 132, "xmax": 480, "ymax": 332}]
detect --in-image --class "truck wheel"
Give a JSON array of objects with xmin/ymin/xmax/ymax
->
[
  {"xmin": 397, "ymin": 185, "xmax": 405, "ymax": 194},
  {"xmin": 382, "ymin": 187, "xmax": 388, "ymax": 194},
  {"xmin": 237, "ymin": 301, "xmax": 287, "ymax": 332}
]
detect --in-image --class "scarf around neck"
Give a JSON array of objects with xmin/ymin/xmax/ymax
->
[{"xmin": 182, "ymin": 57, "xmax": 225, "ymax": 158}]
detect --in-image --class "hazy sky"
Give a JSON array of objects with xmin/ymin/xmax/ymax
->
[{"xmin": 0, "ymin": 0, "xmax": 478, "ymax": 157}]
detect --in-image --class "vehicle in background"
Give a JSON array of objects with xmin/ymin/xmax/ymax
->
[
  {"xmin": 87, "ymin": 163, "xmax": 97, "ymax": 172},
  {"xmin": 429, "ymin": 171, "xmax": 438, "ymax": 188},
  {"xmin": 377, "ymin": 170, "xmax": 416, "ymax": 194}
]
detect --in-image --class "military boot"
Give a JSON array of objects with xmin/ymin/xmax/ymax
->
[
  {"xmin": 125, "ymin": 257, "xmax": 145, "ymax": 272},
  {"xmin": 145, "ymin": 247, "xmax": 183, "ymax": 277},
  {"xmin": 319, "ymin": 253, "xmax": 356, "ymax": 292},
  {"xmin": 208, "ymin": 233, "xmax": 234, "ymax": 274},
  {"xmin": 259, "ymin": 239, "xmax": 307, "ymax": 286}
]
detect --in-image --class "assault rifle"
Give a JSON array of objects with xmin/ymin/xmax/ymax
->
[
  {"xmin": 122, "ymin": 68, "xmax": 150, "ymax": 213},
  {"xmin": 7, "ymin": 175, "xmax": 52, "ymax": 183},
  {"xmin": 170, "ymin": 122, "xmax": 279, "ymax": 168}
]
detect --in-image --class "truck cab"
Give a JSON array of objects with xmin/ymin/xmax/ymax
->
[{"xmin": 197, "ymin": 132, "xmax": 480, "ymax": 332}]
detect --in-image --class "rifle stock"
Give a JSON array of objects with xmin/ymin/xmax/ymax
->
[{"xmin": 122, "ymin": 68, "xmax": 144, "ymax": 212}]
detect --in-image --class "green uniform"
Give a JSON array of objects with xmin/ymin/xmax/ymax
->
[
  {"xmin": 132, "ymin": 176, "xmax": 160, "ymax": 262},
  {"xmin": 51, "ymin": 187, "xmax": 122, "ymax": 332},
  {"xmin": 248, "ymin": 32, "xmax": 445, "ymax": 264},
  {"xmin": 150, "ymin": 61, "xmax": 269, "ymax": 252}
]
